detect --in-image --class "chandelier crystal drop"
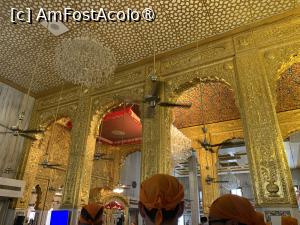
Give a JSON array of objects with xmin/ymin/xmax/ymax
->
[
  {"xmin": 171, "ymin": 124, "xmax": 192, "ymax": 163},
  {"xmin": 56, "ymin": 37, "xmax": 117, "ymax": 87}
]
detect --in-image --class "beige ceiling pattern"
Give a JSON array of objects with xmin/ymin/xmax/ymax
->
[{"xmin": 0, "ymin": 0, "xmax": 295, "ymax": 93}]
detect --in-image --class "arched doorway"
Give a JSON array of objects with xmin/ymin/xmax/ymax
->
[
  {"xmin": 26, "ymin": 117, "xmax": 72, "ymax": 225},
  {"xmin": 170, "ymin": 79, "xmax": 248, "ymax": 222},
  {"xmin": 276, "ymin": 61, "xmax": 300, "ymax": 209},
  {"xmin": 89, "ymin": 103, "xmax": 141, "ymax": 225},
  {"xmin": 283, "ymin": 132, "xmax": 300, "ymax": 208}
]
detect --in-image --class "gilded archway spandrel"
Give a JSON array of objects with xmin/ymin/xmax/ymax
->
[
  {"xmin": 102, "ymin": 66, "xmax": 146, "ymax": 89},
  {"xmin": 160, "ymin": 38, "xmax": 234, "ymax": 76},
  {"xmin": 36, "ymin": 87, "xmax": 81, "ymax": 110},
  {"xmin": 165, "ymin": 61, "xmax": 235, "ymax": 97},
  {"xmin": 262, "ymin": 47, "xmax": 300, "ymax": 106},
  {"xmin": 38, "ymin": 104, "xmax": 77, "ymax": 127},
  {"xmin": 262, "ymin": 43, "xmax": 300, "ymax": 102}
]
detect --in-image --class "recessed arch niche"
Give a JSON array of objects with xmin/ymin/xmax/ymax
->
[{"xmin": 170, "ymin": 78, "xmax": 253, "ymax": 215}]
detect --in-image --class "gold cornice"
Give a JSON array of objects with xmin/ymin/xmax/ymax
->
[
  {"xmin": 34, "ymin": 7, "xmax": 300, "ymax": 98},
  {"xmin": 116, "ymin": 7, "xmax": 300, "ymax": 72}
]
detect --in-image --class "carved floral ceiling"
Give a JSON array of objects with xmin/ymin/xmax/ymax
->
[
  {"xmin": 0, "ymin": 0, "xmax": 296, "ymax": 93},
  {"xmin": 173, "ymin": 82, "xmax": 240, "ymax": 129},
  {"xmin": 276, "ymin": 62, "xmax": 300, "ymax": 112},
  {"xmin": 174, "ymin": 64, "xmax": 300, "ymax": 129}
]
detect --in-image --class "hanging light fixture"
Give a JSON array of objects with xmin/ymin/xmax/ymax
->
[
  {"xmin": 56, "ymin": 37, "xmax": 117, "ymax": 87},
  {"xmin": 170, "ymin": 125, "xmax": 192, "ymax": 163},
  {"xmin": 113, "ymin": 184, "xmax": 124, "ymax": 194}
]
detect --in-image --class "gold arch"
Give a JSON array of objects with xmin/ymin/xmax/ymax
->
[
  {"xmin": 276, "ymin": 52, "xmax": 300, "ymax": 82},
  {"xmin": 16, "ymin": 116, "xmax": 72, "ymax": 210}
]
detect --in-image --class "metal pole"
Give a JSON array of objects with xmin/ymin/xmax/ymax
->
[{"xmin": 188, "ymin": 151, "xmax": 200, "ymax": 225}]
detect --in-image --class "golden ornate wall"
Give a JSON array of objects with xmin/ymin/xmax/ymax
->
[{"xmin": 16, "ymin": 10, "xmax": 300, "ymax": 212}]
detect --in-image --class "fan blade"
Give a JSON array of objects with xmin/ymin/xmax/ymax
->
[
  {"xmin": 19, "ymin": 133, "xmax": 37, "ymax": 141},
  {"xmin": 158, "ymin": 102, "xmax": 192, "ymax": 108},
  {"xmin": 210, "ymin": 141, "xmax": 245, "ymax": 148},
  {"xmin": 214, "ymin": 180, "xmax": 229, "ymax": 183},
  {"xmin": 47, "ymin": 164, "xmax": 62, "ymax": 167},
  {"xmin": 21, "ymin": 129, "xmax": 44, "ymax": 134},
  {"xmin": 99, "ymin": 158, "xmax": 114, "ymax": 161},
  {"xmin": 94, "ymin": 153, "xmax": 107, "ymax": 157},
  {"xmin": 0, "ymin": 131, "xmax": 14, "ymax": 134},
  {"xmin": 0, "ymin": 123, "xmax": 12, "ymax": 131}
]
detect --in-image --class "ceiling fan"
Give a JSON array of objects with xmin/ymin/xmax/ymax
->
[
  {"xmin": 197, "ymin": 126, "xmax": 245, "ymax": 151},
  {"xmin": 93, "ymin": 152, "xmax": 114, "ymax": 161},
  {"xmin": 144, "ymin": 75, "xmax": 192, "ymax": 117},
  {"xmin": 205, "ymin": 175, "xmax": 229, "ymax": 185},
  {"xmin": 198, "ymin": 138, "xmax": 245, "ymax": 151},
  {"xmin": 115, "ymin": 75, "xmax": 192, "ymax": 118},
  {"xmin": 0, "ymin": 112, "xmax": 44, "ymax": 141},
  {"xmin": 38, "ymin": 159, "xmax": 63, "ymax": 170}
]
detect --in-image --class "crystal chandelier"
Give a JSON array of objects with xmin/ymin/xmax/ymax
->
[
  {"xmin": 171, "ymin": 124, "xmax": 192, "ymax": 163},
  {"xmin": 56, "ymin": 37, "xmax": 117, "ymax": 87}
]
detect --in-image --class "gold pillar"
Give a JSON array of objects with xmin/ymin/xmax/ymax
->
[
  {"xmin": 61, "ymin": 95, "xmax": 92, "ymax": 215},
  {"xmin": 141, "ymin": 76, "xmax": 172, "ymax": 181},
  {"xmin": 234, "ymin": 44, "xmax": 297, "ymax": 207},
  {"xmin": 193, "ymin": 142, "xmax": 219, "ymax": 214}
]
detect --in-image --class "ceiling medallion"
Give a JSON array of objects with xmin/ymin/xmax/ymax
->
[{"xmin": 56, "ymin": 37, "xmax": 117, "ymax": 87}]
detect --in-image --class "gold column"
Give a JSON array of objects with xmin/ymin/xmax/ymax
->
[
  {"xmin": 234, "ymin": 40, "xmax": 297, "ymax": 207},
  {"xmin": 193, "ymin": 142, "xmax": 219, "ymax": 215},
  {"xmin": 141, "ymin": 76, "xmax": 173, "ymax": 181},
  {"xmin": 61, "ymin": 95, "xmax": 92, "ymax": 218}
]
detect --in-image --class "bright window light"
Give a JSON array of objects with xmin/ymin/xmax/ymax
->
[{"xmin": 231, "ymin": 188, "xmax": 242, "ymax": 196}]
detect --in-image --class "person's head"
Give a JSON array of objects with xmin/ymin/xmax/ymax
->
[
  {"xmin": 201, "ymin": 216, "xmax": 208, "ymax": 224},
  {"xmin": 282, "ymin": 216, "xmax": 298, "ymax": 225},
  {"xmin": 78, "ymin": 203, "xmax": 104, "ymax": 225},
  {"xmin": 139, "ymin": 174, "xmax": 185, "ymax": 225},
  {"xmin": 255, "ymin": 212, "xmax": 266, "ymax": 225},
  {"xmin": 209, "ymin": 194, "xmax": 265, "ymax": 225}
]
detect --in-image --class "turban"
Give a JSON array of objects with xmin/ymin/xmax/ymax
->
[
  {"xmin": 78, "ymin": 203, "xmax": 104, "ymax": 225},
  {"xmin": 139, "ymin": 174, "xmax": 184, "ymax": 225},
  {"xmin": 282, "ymin": 216, "xmax": 298, "ymax": 225},
  {"xmin": 255, "ymin": 211, "xmax": 266, "ymax": 225},
  {"xmin": 209, "ymin": 194, "xmax": 265, "ymax": 225}
]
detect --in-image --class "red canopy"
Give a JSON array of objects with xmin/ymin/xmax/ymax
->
[{"xmin": 104, "ymin": 201, "xmax": 124, "ymax": 210}]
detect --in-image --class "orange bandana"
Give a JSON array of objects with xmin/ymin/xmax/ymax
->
[
  {"xmin": 78, "ymin": 203, "xmax": 104, "ymax": 225},
  {"xmin": 209, "ymin": 194, "xmax": 264, "ymax": 225},
  {"xmin": 139, "ymin": 174, "xmax": 184, "ymax": 225},
  {"xmin": 282, "ymin": 216, "xmax": 298, "ymax": 225}
]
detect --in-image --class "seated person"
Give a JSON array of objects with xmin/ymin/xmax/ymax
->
[
  {"xmin": 139, "ymin": 174, "xmax": 184, "ymax": 225},
  {"xmin": 209, "ymin": 194, "xmax": 266, "ymax": 225},
  {"xmin": 282, "ymin": 216, "xmax": 298, "ymax": 225},
  {"xmin": 78, "ymin": 203, "xmax": 104, "ymax": 225}
]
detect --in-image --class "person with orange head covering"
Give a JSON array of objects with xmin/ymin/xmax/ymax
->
[
  {"xmin": 256, "ymin": 211, "xmax": 266, "ymax": 225},
  {"xmin": 282, "ymin": 216, "xmax": 298, "ymax": 225},
  {"xmin": 78, "ymin": 203, "xmax": 104, "ymax": 225},
  {"xmin": 209, "ymin": 194, "xmax": 266, "ymax": 225},
  {"xmin": 139, "ymin": 174, "xmax": 185, "ymax": 225}
]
